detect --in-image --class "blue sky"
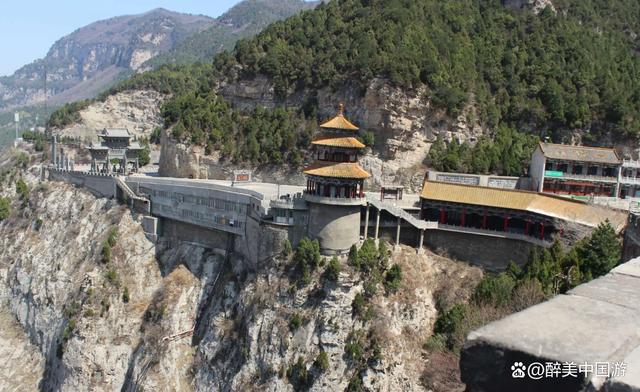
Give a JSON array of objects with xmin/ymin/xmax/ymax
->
[{"xmin": 0, "ymin": 0, "xmax": 243, "ymax": 76}]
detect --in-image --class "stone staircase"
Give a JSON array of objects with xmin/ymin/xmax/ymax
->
[{"xmin": 367, "ymin": 199, "xmax": 436, "ymax": 230}]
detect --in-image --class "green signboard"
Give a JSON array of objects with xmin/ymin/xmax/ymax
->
[{"xmin": 545, "ymin": 170, "xmax": 564, "ymax": 177}]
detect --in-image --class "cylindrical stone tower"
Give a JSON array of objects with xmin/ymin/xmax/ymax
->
[{"xmin": 303, "ymin": 104, "xmax": 371, "ymax": 254}]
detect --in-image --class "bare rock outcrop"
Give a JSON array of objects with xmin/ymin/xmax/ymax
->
[{"xmin": 57, "ymin": 89, "xmax": 165, "ymax": 142}]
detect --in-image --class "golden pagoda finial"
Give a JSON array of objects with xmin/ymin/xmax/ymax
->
[{"xmin": 338, "ymin": 103, "xmax": 344, "ymax": 116}]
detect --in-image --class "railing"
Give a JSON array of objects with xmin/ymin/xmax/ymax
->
[
  {"xmin": 368, "ymin": 199, "xmax": 433, "ymax": 230},
  {"xmin": 620, "ymin": 176, "xmax": 640, "ymax": 185},
  {"xmin": 304, "ymin": 193, "xmax": 367, "ymax": 206},
  {"xmin": 544, "ymin": 172, "xmax": 617, "ymax": 182},
  {"xmin": 437, "ymin": 224, "xmax": 552, "ymax": 247},
  {"xmin": 623, "ymin": 159, "xmax": 640, "ymax": 168},
  {"xmin": 269, "ymin": 197, "xmax": 307, "ymax": 210}
]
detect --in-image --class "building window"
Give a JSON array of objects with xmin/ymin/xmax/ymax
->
[
  {"xmin": 588, "ymin": 166, "xmax": 598, "ymax": 175},
  {"xmin": 603, "ymin": 167, "xmax": 614, "ymax": 177},
  {"xmin": 558, "ymin": 163, "xmax": 568, "ymax": 173},
  {"xmin": 572, "ymin": 165, "xmax": 583, "ymax": 175}
]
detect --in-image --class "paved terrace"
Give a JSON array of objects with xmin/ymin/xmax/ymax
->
[
  {"xmin": 125, "ymin": 175, "xmax": 567, "ymax": 249},
  {"xmin": 461, "ymin": 257, "xmax": 640, "ymax": 392}
]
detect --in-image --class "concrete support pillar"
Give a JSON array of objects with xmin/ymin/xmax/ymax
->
[
  {"xmin": 395, "ymin": 217, "xmax": 401, "ymax": 249},
  {"xmin": 374, "ymin": 208, "xmax": 380, "ymax": 240},
  {"xmin": 364, "ymin": 205, "xmax": 370, "ymax": 238},
  {"xmin": 417, "ymin": 229, "xmax": 424, "ymax": 254}
]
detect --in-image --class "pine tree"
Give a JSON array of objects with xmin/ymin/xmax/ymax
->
[{"xmin": 578, "ymin": 221, "xmax": 621, "ymax": 279}]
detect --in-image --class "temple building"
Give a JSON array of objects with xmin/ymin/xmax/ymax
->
[
  {"xmin": 420, "ymin": 180, "xmax": 626, "ymax": 246},
  {"xmin": 88, "ymin": 128, "xmax": 142, "ymax": 174},
  {"xmin": 529, "ymin": 142, "xmax": 621, "ymax": 197},
  {"xmin": 303, "ymin": 104, "xmax": 371, "ymax": 254}
]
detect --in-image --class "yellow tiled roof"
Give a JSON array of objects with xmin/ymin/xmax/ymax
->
[
  {"xmin": 304, "ymin": 162, "xmax": 371, "ymax": 179},
  {"xmin": 320, "ymin": 114, "xmax": 359, "ymax": 131},
  {"xmin": 420, "ymin": 180, "xmax": 627, "ymax": 230},
  {"xmin": 312, "ymin": 137, "xmax": 365, "ymax": 148}
]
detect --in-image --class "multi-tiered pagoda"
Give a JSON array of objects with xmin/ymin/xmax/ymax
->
[
  {"xmin": 303, "ymin": 104, "xmax": 371, "ymax": 254},
  {"xmin": 303, "ymin": 104, "xmax": 371, "ymax": 199}
]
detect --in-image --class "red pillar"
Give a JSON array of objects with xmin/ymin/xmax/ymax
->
[
  {"xmin": 482, "ymin": 213, "xmax": 487, "ymax": 230},
  {"xmin": 439, "ymin": 208, "xmax": 446, "ymax": 224},
  {"xmin": 503, "ymin": 216, "xmax": 509, "ymax": 232},
  {"xmin": 525, "ymin": 221, "xmax": 530, "ymax": 235},
  {"xmin": 540, "ymin": 223, "xmax": 545, "ymax": 240},
  {"xmin": 461, "ymin": 209, "xmax": 466, "ymax": 227}
]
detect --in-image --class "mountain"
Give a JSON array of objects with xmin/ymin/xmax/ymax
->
[
  {"xmin": 144, "ymin": 0, "xmax": 319, "ymax": 68},
  {"xmin": 50, "ymin": 0, "xmax": 640, "ymax": 189},
  {"xmin": 0, "ymin": 8, "xmax": 214, "ymax": 112},
  {"xmin": 0, "ymin": 1, "xmax": 318, "ymax": 115}
]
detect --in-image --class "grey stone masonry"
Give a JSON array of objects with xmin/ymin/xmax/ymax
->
[{"xmin": 460, "ymin": 257, "xmax": 640, "ymax": 392}]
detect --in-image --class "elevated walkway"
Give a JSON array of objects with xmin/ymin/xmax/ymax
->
[
  {"xmin": 365, "ymin": 198, "xmax": 550, "ymax": 251},
  {"xmin": 368, "ymin": 199, "xmax": 433, "ymax": 230}
]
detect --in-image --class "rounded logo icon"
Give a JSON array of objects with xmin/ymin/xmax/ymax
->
[{"xmin": 527, "ymin": 362, "xmax": 545, "ymax": 380}]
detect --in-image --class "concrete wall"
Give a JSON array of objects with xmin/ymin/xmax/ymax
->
[
  {"xmin": 425, "ymin": 230, "xmax": 533, "ymax": 271},
  {"xmin": 307, "ymin": 202, "xmax": 361, "ymax": 255},
  {"xmin": 529, "ymin": 146, "xmax": 546, "ymax": 192},
  {"xmin": 461, "ymin": 258, "xmax": 640, "ymax": 392},
  {"xmin": 161, "ymin": 218, "xmax": 230, "ymax": 255},
  {"xmin": 264, "ymin": 209, "xmax": 310, "ymax": 250},
  {"xmin": 128, "ymin": 178, "xmax": 256, "ymax": 236},
  {"xmin": 48, "ymin": 169, "xmax": 115, "ymax": 198}
]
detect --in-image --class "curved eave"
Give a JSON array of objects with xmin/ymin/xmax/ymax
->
[
  {"xmin": 311, "ymin": 137, "xmax": 365, "ymax": 149},
  {"xmin": 303, "ymin": 162, "xmax": 371, "ymax": 179},
  {"xmin": 319, "ymin": 114, "xmax": 359, "ymax": 131}
]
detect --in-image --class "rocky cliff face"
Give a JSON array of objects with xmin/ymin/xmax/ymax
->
[
  {"xmin": 160, "ymin": 76, "xmax": 483, "ymax": 191},
  {"xmin": 58, "ymin": 89, "xmax": 165, "ymax": 142},
  {"xmin": 0, "ymin": 9, "xmax": 213, "ymax": 111},
  {"xmin": 0, "ymin": 147, "xmax": 482, "ymax": 390}
]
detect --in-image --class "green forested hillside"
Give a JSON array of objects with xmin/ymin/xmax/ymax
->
[
  {"xmin": 143, "ymin": 0, "xmax": 318, "ymax": 68},
  {"xmin": 51, "ymin": 0, "xmax": 640, "ymax": 172},
  {"xmin": 222, "ymin": 0, "xmax": 640, "ymax": 134}
]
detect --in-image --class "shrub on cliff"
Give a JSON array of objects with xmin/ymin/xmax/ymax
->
[
  {"xmin": 138, "ymin": 138, "xmax": 151, "ymax": 167},
  {"xmin": 0, "ymin": 197, "xmax": 10, "ymax": 221},
  {"xmin": 313, "ymin": 350, "xmax": 329, "ymax": 373},
  {"xmin": 473, "ymin": 272, "xmax": 516, "ymax": 308},
  {"xmin": 324, "ymin": 256, "xmax": 341, "ymax": 282},
  {"xmin": 286, "ymin": 357, "xmax": 309, "ymax": 391},
  {"xmin": 384, "ymin": 264, "xmax": 402, "ymax": 294},
  {"xmin": 578, "ymin": 220, "xmax": 621, "ymax": 280},
  {"xmin": 15, "ymin": 179, "xmax": 29, "ymax": 205},
  {"xmin": 294, "ymin": 237, "xmax": 321, "ymax": 286}
]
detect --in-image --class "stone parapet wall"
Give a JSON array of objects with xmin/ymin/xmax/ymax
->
[
  {"xmin": 47, "ymin": 168, "xmax": 116, "ymax": 198},
  {"xmin": 461, "ymin": 257, "xmax": 640, "ymax": 392}
]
